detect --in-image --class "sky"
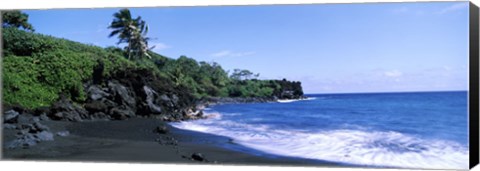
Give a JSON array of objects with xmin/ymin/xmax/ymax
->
[{"xmin": 23, "ymin": 2, "xmax": 469, "ymax": 94}]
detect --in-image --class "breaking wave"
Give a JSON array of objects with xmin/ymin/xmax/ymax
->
[{"xmin": 171, "ymin": 112, "xmax": 468, "ymax": 169}]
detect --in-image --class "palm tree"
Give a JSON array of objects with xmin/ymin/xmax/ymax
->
[{"xmin": 108, "ymin": 9, "xmax": 152, "ymax": 60}]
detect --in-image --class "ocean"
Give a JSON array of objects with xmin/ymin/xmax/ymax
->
[{"xmin": 171, "ymin": 91, "xmax": 469, "ymax": 169}]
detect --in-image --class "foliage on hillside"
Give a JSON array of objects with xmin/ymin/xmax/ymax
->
[
  {"xmin": 2, "ymin": 28, "xmax": 137, "ymax": 108},
  {"xmin": 2, "ymin": 10, "xmax": 35, "ymax": 32},
  {"xmin": 2, "ymin": 27, "xmax": 303, "ymax": 110}
]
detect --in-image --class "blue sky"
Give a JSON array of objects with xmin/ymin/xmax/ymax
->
[{"xmin": 24, "ymin": 2, "xmax": 469, "ymax": 94}]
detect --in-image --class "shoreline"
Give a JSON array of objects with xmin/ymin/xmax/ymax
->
[{"xmin": 2, "ymin": 118, "xmax": 346, "ymax": 167}]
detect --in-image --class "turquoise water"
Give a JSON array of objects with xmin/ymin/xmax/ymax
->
[{"xmin": 172, "ymin": 91, "xmax": 469, "ymax": 169}]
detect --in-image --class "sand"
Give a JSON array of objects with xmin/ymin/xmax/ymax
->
[{"xmin": 2, "ymin": 118, "xmax": 343, "ymax": 167}]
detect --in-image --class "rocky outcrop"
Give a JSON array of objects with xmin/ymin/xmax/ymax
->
[
  {"xmin": 49, "ymin": 97, "xmax": 88, "ymax": 122},
  {"xmin": 44, "ymin": 67, "xmax": 205, "ymax": 122},
  {"xmin": 7, "ymin": 124, "xmax": 54, "ymax": 149},
  {"xmin": 272, "ymin": 79, "xmax": 304, "ymax": 99},
  {"xmin": 3, "ymin": 110, "xmax": 19, "ymax": 123},
  {"xmin": 3, "ymin": 109, "xmax": 66, "ymax": 149},
  {"xmin": 108, "ymin": 81, "xmax": 136, "ymax": 109},
  {"xmin": 86, "ymin": 85, "xmax": 110, "ymax": 101},
  {"xmin": 202, "ymin": 97, "xmax": 276, "ymax": 105},
  {"xmin": 143, "ymin": 86, "xmax": 163, "ymax": 114},
  {"xmin": 5, "ymin": 67, "xmax": 303, "ymax": 124}
]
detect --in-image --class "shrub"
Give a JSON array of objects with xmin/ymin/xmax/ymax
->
[{"xmin": 2, "ymin": 28, "xmax": 136, "ymax": 109}]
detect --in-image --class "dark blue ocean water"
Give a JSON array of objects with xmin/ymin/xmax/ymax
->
[{"xmin": 171, "ymin": 91, "xmax": 469, "ymax": 169}]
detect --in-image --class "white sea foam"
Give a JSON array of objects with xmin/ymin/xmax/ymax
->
[
  {"xmin": 171, "ymin": 114, "xmax": 469, "ymax": 169},
  {"xmin": 277, "ymin": 97, "xmax": 317, "ymax": 103}
]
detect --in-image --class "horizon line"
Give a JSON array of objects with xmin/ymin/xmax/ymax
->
[{"xmin": 305, "ymin": 90, "xmax": 468, "ymax": 95}]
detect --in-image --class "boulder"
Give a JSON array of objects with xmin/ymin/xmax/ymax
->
[
  {"xmin": 16, "ymin": 114, "xmax": 33, "ymax": 124},
  {"xmin": 102, "ymin": 99, "xmax": 117, "ymax": 109},
  {"xmin": 8, "ymin": 122, "xmax": 54, "ymax": 149},
  {"xmin": 52, "ymin": 111, "xmax": 83, "ymax": 122},
  {"xmin": 35, "ymin": 131, "xmax": 54, "ymax": 141},
  {"xmin": 33, "ymin": 122, "xmax": 50, "ymax": 132},
  {"xmin": 191, "ymin": 152, "xmax": 206, "ymax": 162},
  {"xmin": 3, "ymin": 123, "xmax": 17, "ymax": 129},
  {"xmin": 86, "ymin": 85, "xmax": 110, "ymax": 101},
  {"xmin": 90, "ymin": 112, "xmax": 109, "ymax": 120},
  {"xmin": 3, "ymin": 110, "xmax": 19, "ymax": 123},
  {"xmin": 159, "ymin": 94, "xmax": 170, "ymax": 101},
  {"xmin": 108, "ymin": 81, "xmax": 136, "ymax": 108},
  {"xmin": 31, "ymin": 117, "xmax": 40, "ymax": 123},
  {"xmin": 56, "ymin": 131, "xmax": 70, "ymax": 137},
  {"xmin": 39, "ymin": 113, "xmax": 50, "ymax": 121},
  {"xmin": 109, "ymin": 107, "xmax": 135, "ymax": 120},
  {"xmin": 143, "ymin": 86, "xmax": 162, "ymax": 114},
  {"xmin": 19, "ymin": 122, "xmax": 50, "ymax": 133},
  {"xmin": 157, "ymin": 94, "xmax": 174, "ymax": 108},
  {"xmin": 49, "ymin": 98, "xmax": 87, "ymax": 122},
  {"xmin": 7, "ymin": 133, "xmax": 37, "ymax": 149},
  {"xmin": 84, "ymin": 101, "xmax": 108, "ymax": 113},
  {"xmin": 155, "ymin": 125, "xmax": 169, "ymax": 134}
]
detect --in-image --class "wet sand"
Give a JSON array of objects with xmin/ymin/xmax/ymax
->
[{"xmin": 2, "ymin": 118, "xmax": 343, "ymax": 167}]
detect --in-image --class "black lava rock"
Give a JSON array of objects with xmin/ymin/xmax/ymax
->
[
  {"xmin": 191, "ymin": 152, "xmax": 205, "ymax": 162},
  {"xmin": 155, "ymin": 125, "xmax": 169, "ymax": 134}
]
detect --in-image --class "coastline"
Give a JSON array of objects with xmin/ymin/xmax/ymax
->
[{"xmin": 2, "ymin": 118, "xmax": 345, "ymax": 167}]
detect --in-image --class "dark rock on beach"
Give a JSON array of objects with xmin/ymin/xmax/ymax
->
[
  {"xmin": 4, "ymin": 123, "xmax": 17, "ymax": 129},
  {"xmin": 84, "ymin": 101, "xmax": 108, "ymax": 113},
  {"xmin": 35, "ymin": 131, "xmax": 54, "ymax": 141},
  {"xmin": 6, "ymin": 119, "xmax": 54, "ymax": 149},
  {"xmin": 191, "ymin": 152, "xmax": 206, "ymax": 162},
  {"xmin": 56, "ymin": 131, "xmax": 70, "ymax": 137},
  {"xmin": 143, "ymin": 86, "xmax": 163, "ymax": 114},
  {"xmin": 7, "ymin": 133, "xmax": 38, "ymax": 149},
  {"xmin": 16, "ymin": 114, "xmax": 34, "ymax": 124},
  {"xmin": 109, "ymin": 107, "xmax": 135, "ymax": 120},
  {"xmin": 86, "ymin": 85, "xmax": 110, "ymax": 101},
  {"xmin": 29, "ymin": 122, "xmax": 50, "ymax": 132},
  {"xmin": 39, "ymin": 113, "xmax": 50, "ymax": 121},
  {"xmin": 65, "ymin": 67, "xmax": 204, "ymax": 122},
  {"xmin": 108, "ymin": 81, "xmax": 137, "ymax": 108},
  {"xmin": 155, "ymin": 125, "xmax": 169, "ymax": 134},
  {"xmin": 3, "ymin": 110, "xmax": 19, "ymax": 123},
  {"xmin": 49, "ymin": 97, "xmax": 88, "ymax": 122}
]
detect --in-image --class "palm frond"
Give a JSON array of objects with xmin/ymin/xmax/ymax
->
[
  {"xmin": 107, "ymin": 8, "xmax": 154, "ymax": 60},
  {"xmin": 108, "ymin": 29, "xmax": 121, "ymax": 38}
]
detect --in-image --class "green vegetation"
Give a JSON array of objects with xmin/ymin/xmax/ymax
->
[
  {"xmin": 2, "ymin": 10, "xmax": 304, "ymax": 110},
  {"xmin": 108, "ymin": 9, "xmax": 153, "ymax": 60},
  {"xmin": 2, "ymin": 10, "xmax": 35, "ymax": 32},
  {"xmin": 2, "ymin": 27, "xmax": 136, "ymax": 108}
]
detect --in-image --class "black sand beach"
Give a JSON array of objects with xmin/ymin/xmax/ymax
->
[{"xmin": 2, "ymin": 118, "xmax": 343, "ymax": 167}]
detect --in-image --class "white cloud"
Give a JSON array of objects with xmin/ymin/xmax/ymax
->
[
  {"xmin": 392, "ymin": 3, "xmax": 467, "ymax": 16},
  {"xmin": 438, "ymin": 3, "xmax": 468, "ymax": 14},
  {"xmin": 210, "ymin": 50, "xmax": 255, "ymax": 58},
  {"xmin": 384, "ymin": 70, "xmax": 403, "ymax": 77},
  {"xmin": 391, "ymin": 7, "xmax": 409, "ymax": 14},
  {"xmin": 211, "ymin": 50, "xmax": 231, "ymax": 57},
  {"xmin": 151, "ymin": 42, "xmax": 171, "ymax": 52},
  {"xmin": 391, "ymin": 7, "xmax": 425, "ymax": 15}
]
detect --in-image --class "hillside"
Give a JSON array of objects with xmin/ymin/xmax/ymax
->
[{"xmin": 2, "ymin": 27, "xmax": 304, "ymax": 121}]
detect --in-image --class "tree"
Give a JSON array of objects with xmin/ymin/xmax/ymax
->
[
  {"xmin": 2, "ymin": 10, "xmax": 35, "ymax": 32},
  {"xmin": 108, "ymin": 9, "xmax": 152, "ymax": 60},
  {"xmin": 199, "ymin": 62, "xmax": 229, "ymax": 87},
  {"xmin": 230, "ymin": 69, "xmax": 259, "ymax": 80}
]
